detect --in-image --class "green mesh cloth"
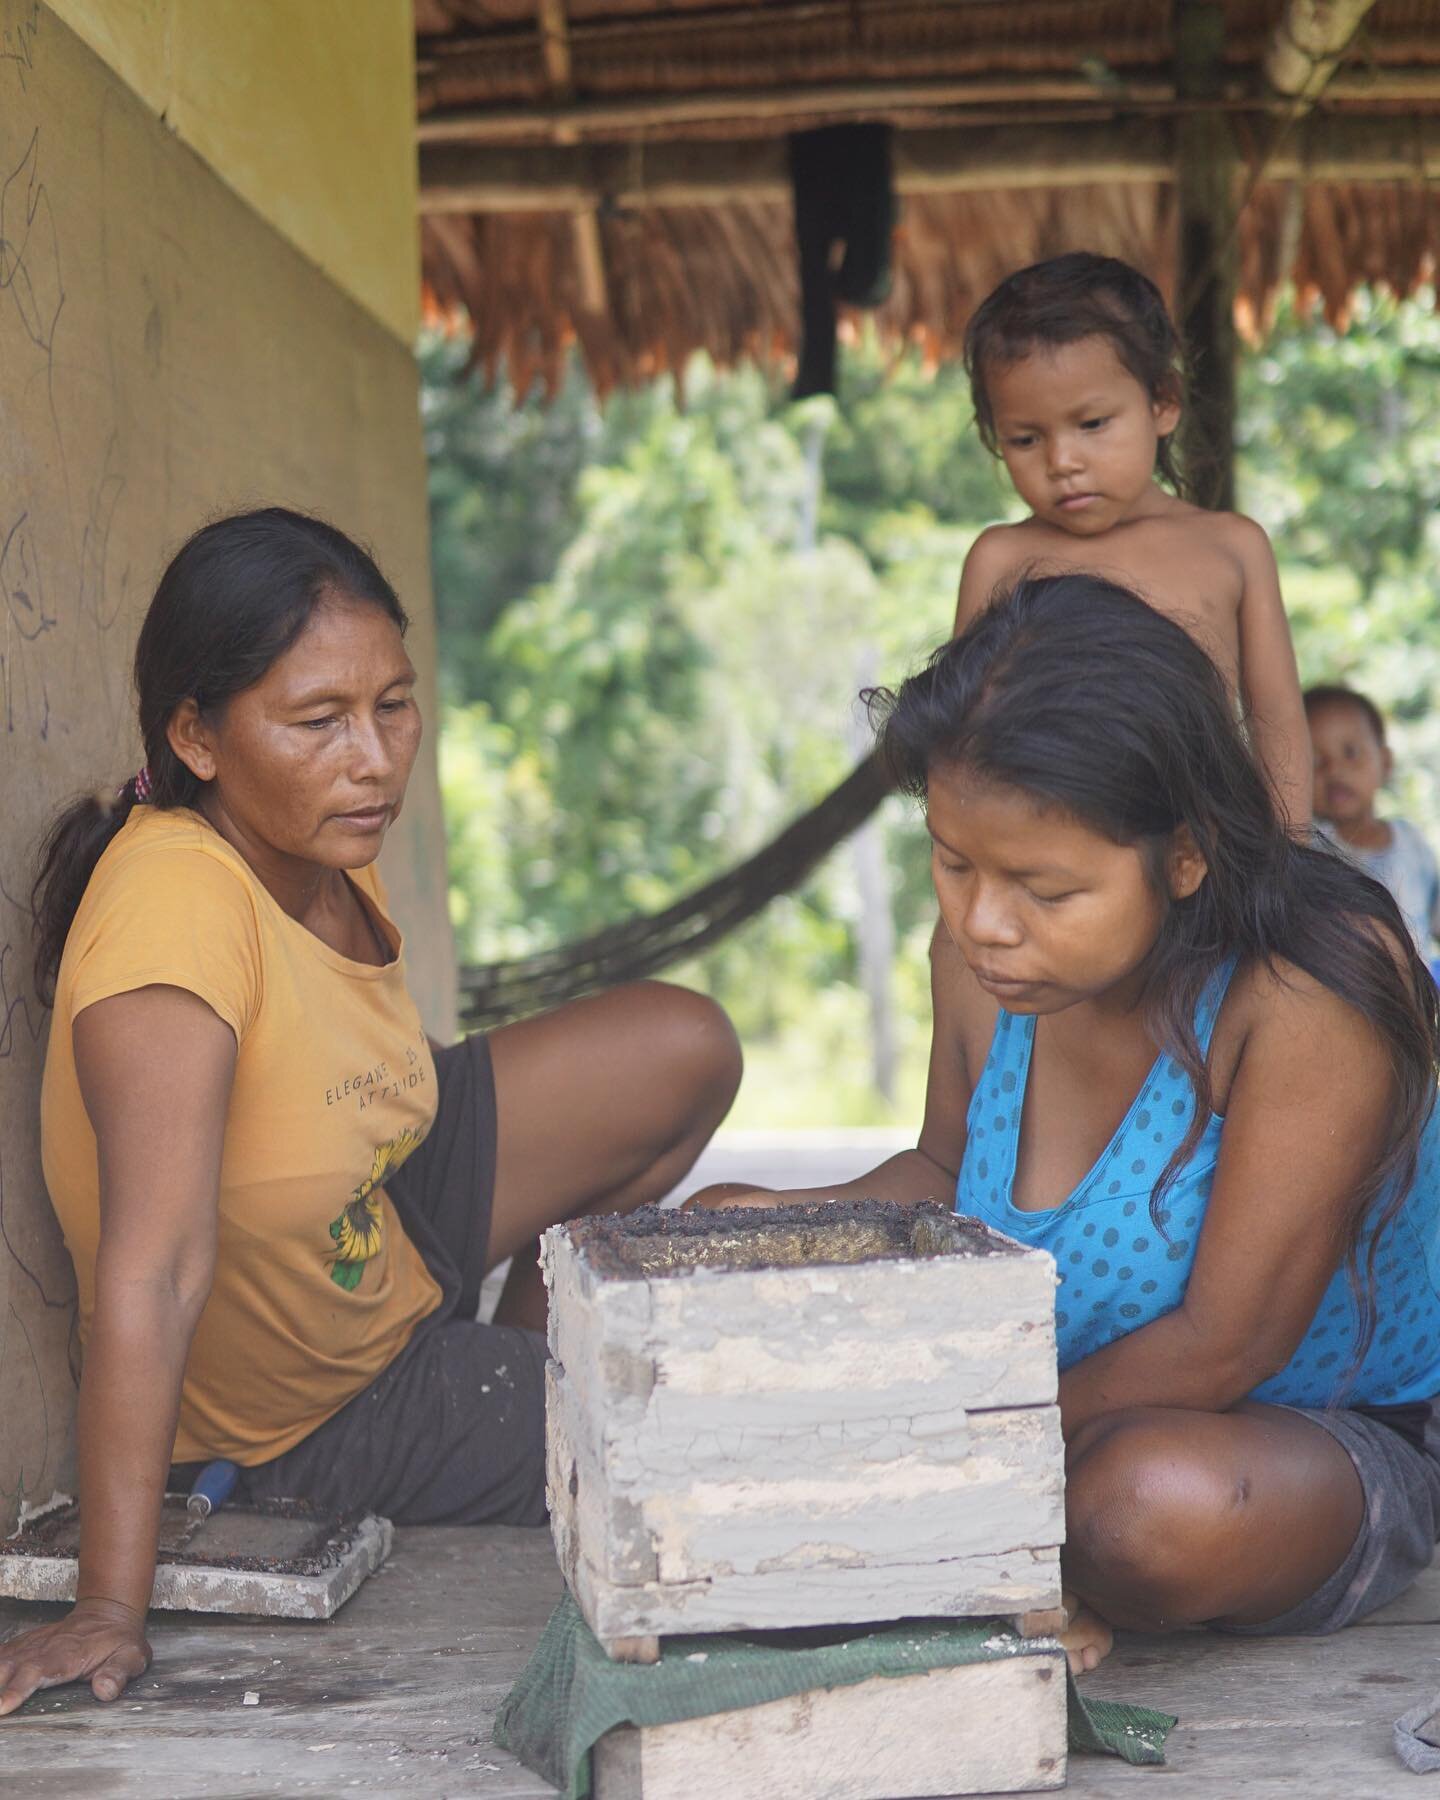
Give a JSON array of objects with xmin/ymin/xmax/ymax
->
[{"xmin": 495, "ymin": 1594, "xmax": 1175, "ymax": 1798}]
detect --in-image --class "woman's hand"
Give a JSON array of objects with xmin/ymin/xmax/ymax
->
[
  {"xmin": 0, "ymin": 1598, "xmax": 151, "ymax": 1716},
  {"xmin": 682, "ymin": 1183, "xmax": 780, "ymax": 1210}
]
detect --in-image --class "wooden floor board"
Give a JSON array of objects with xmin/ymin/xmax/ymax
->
[
  {"xmin": 1061, "ymin": 1620, "xmax": 1436, "ymax": 1798},
  {"xmin": 9, "ymin": 1134, "xmax": 1433, "ymax": 1793},
  {"xmin": 0, "ymin": 1525, "xmax": 564, "ymax": 1797},
  {"xmin": 1359, "ymin": 1558, "xmax": 1440, "ymax": 1625},
  {"xmin": 4, "ymin": 1523, "xmax": 1438, "ymax": 1796}
]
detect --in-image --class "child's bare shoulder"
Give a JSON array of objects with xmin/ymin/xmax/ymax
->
[
  {"xmin": 1144, "ymin": 503, "xmax": 1277, "ymax": 594},
  {"xmin": 964, "ymin": 518, "xmax": 1044, "ymax": 568},
  {"xmin": 955, "ymin": 521, "xmax": 1049, "ymax": 629},
  {"xmin": 1215, "ymin": 508, "xmax": 1277, "ymax": 563},
  {"xmin": 960, "ymin": 518, "xmax": 1063, "ymax": 589},
  {"xmin": 1167, "ymin": 502, "xmax": 1273, "ymax": 561}
]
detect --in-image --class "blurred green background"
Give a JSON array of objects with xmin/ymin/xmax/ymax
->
[{"xmin": 424, "ymin": 288, "xmax": 1440, "ymax": 1129}]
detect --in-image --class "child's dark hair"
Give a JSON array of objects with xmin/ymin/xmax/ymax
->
[
  {"xmin": 1305, "ymin": 683, "xmax": 1388, "ymax": 748},
  {"xmin": 32, "ymin": 507, "xmax": 407, "ymax": 1003},
  {"xmin": 964, "ymin": 252, "xmax": 1187, "ymax": 495},
  {"xmin": 874, "ymin": 573, "xmax": 1438, "ymax": 1368}
]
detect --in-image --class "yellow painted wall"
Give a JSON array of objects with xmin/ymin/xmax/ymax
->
[{"xmin": 46, "ymin": 0, "xmax": 420, "ymax": 344}]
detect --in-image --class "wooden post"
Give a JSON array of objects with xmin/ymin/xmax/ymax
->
[{"xmin": 1174, "ymin": 1, "xmax": 1237, "ymax": 512}]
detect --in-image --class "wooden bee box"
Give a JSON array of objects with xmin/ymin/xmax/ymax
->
[{"xmin": 543, "ymin": 1200, "xmax": 1063, "ymax": 1660}]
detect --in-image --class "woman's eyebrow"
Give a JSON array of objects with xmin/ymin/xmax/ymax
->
[
  {"xmin": 285, "ymin": 672, "xmax": 415, "ymax": 709},
  {"xmin": 924, "ymin": 824, "xmax": 1082, "ymax": 880}
]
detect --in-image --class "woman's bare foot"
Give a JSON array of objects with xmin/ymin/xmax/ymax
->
[{"xmin": 1060, "ymin": 1591, "xmax": 1114, "ymax": 1675}]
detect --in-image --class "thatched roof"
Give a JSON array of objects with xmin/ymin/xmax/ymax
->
[{"xmin": 415, "ymin": 1, "xmax": 1440, "ymax": 394}]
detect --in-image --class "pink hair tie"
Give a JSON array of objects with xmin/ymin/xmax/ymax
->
[{"xmin": 130, "ymin": 767, "xmax": 153, "ymax": 802}]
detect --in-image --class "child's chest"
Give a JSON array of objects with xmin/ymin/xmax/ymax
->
[{"xmin": 1027, "ymin": 530, "xmax": 1245, "ymax": 689}]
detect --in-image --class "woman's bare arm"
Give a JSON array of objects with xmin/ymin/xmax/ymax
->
[
  {"xmin": 0, "ymin": 985, "xmax": 234, "ymax": 1716},
  {"xmin": 1057, "ymin": 963, "xmax": 1391, "ymax": 1439},
  {"xmin": 689, "ymin": 921, "xmax": 973, "ymax": 1209}
]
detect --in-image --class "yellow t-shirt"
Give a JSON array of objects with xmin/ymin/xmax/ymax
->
[{"xmin": 41, "ymin": 806, "xmax": 444, "ymax": 1465}]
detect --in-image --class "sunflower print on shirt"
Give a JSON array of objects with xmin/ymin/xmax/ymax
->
[{"xmin": 327, "ymin": 1126, "xmax": 425, "ymax": 1291}]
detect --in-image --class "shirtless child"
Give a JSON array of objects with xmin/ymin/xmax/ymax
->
[{"xmin": 955, "ymin": 252, "xmax": 1310, "ymax": 829}]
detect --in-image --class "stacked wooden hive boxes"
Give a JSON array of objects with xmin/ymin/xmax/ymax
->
[{"xmin": 543, "ymin": 1199, "xmax": 1066, "ymax": 1800}]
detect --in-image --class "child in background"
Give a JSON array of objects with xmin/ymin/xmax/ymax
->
[
  {"xmin": 1307, "ymin": 683, "xmax": 1440, "ymax": 962},
  {"xmin": 955, "ymin": 252, "xmax": 1310, "ymax": 829}
]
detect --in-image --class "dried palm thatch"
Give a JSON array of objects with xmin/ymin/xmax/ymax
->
[{"xmin": 416, "ymin": 0, "xmax": 1440, "ymax": 396}]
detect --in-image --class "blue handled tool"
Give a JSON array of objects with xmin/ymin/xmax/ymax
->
[
  {"xmin": 177, "ymin": 1459, "xmax": 240, "ymax": 1550},
  {"xmin": 188, "ymin": 1459, "xmax": 240, "ymax": 1520}
]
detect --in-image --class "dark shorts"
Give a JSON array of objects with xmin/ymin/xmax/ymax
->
[
  {"xmin": 1220, "ymin": 1400, "xmax": 1440, "ymax": 1636},
  {"xmin": 234, "ymin": 1034, "xmax": 549, "ymax": 1527}
]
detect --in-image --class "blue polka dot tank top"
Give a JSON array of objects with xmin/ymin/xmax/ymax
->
[{"xmin": 956, "ymin": 963, "xmax": 1440, "ymax": 1406}]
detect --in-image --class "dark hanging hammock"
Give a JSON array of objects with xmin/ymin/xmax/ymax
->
[{"xmin": 457, "ymin": 751, "xmax": 893, "ymax": 1030}]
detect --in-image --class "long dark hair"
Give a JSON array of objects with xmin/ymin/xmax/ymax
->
[
  {"xmin": 875, "ymin": 574, "xmax": 1440, "ymax": 1358},
  {"xmin": 964, "ymin": 251, "xmax": 1188, "ymax": 496},
  {"xmin": 32, "ymin": 507, "xmax": 408, "ymax": 1002}
]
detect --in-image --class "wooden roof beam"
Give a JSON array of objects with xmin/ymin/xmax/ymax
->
[
  {"xmin": 537, "ymin": 0, "xmax": 573, "ymax": 95},
  {"xmin": 417, "ymin": 74, "xmax": 1177, "ymax": 146},
  {"xmin": 417, "ymin": 67, "xmax": 1440, "ymax": 146},
  {"xmin": 1325, "ymin": 66, "xmax": 1440, "ymax": 104},
  {"xmin": 416, "ymin": 1, "xmax": 1174, "ymax": 77},
  {"xmin": 418, "ymin": 115, "xmax": 1440, "ymax": 215},
  {"xmin": 1265, "ymin": 0, "xmax": 1381, "ymax": 115}
]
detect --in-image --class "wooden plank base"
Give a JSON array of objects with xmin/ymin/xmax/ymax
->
[
  {"xmin": 592, "ymin": 1651, "xmax": 1067, "ymax": 1800},
  {"xmin": 1, "ymin": 1525, "xmax": 1438, "ymax": 1794},
  {"xmin": 1011, "ymin": 1606, "xmax": 1068, "ymax": 1638}
]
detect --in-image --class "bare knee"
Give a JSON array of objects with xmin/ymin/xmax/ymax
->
[
  {"xmin": 1066, "ymin": 1413, "xmax": 1250, "ymax": 1628},
  {"xmin": 625, "ymin": 981, "xmax": 742, "ymax": 1127}
]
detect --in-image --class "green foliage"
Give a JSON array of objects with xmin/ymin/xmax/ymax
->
[
  {"xmin": 1240, "ymin": 289, "xmax": 1440, "ymax": 836},
  {"xmin": 1240, "ymin": 290, "xmax": 1440, "ymax": 600},
  {"xmin": 429, "ymin": 292, "xmax": 1440, "ymax": 1128},
  {"xmin": 822, "ymin": 335, "xmax": 1016, "ymax": 553},
  {"xmin": 430, "ymin": 343, "xmax": 979, "ymax": 1016}
]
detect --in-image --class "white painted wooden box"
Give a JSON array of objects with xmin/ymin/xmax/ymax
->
[{"xmin": 543, "ymin": 1200, "xmax": 1063, "ymax": 1657}]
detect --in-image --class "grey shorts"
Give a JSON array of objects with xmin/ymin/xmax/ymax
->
[
  {"xmin": 234, "ymin": 1033, "xmax": 549, "ymax": 1527},
  {"xmin": 1221, "ymin": 1401, "xmax": 1440, "ymax": 1636}
]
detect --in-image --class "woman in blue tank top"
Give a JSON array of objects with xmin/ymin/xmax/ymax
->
[{"xmin": 701, "ymin": 573, "xmax": 1440, "ymax": 1675}]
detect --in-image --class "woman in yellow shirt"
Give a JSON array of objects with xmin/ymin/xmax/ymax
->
[{"xmin": 1, "ymin": 508, "xmax": 740, "ymax": 1714}]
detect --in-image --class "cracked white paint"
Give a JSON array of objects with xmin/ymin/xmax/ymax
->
[{"xmin": 542, "ymin": 1221, "xmax": 1065, "ymax": 1646}]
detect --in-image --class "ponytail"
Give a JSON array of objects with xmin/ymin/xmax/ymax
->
[
  {"xmin": 31, "ymin": 748, "xmax": 199, "ymax": 1004},
  {"xmin": 32, "ymin": 785, "xmax": 140, "ymax": 1005}
]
